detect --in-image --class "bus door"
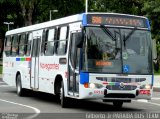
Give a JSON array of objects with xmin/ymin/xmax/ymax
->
[
  {"xmin": 31, "ymin": 36, "xmax": 41, "ymax": 89},
  {"xmin": 68, "ymin": 31, "xmax": 81, "ymax": 97}
]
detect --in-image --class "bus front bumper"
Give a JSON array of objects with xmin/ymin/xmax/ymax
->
[{"xmin": 79, "ymin": 87, "xmax": 152, "ymax": 100}]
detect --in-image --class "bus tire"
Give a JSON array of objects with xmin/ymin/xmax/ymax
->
[
  {"xmin": 113, "ymin": 101, "xmax": 123, "ymax": 108},
  {"xmin": 16, "ymin": 74, "xmax": 25, "ymax": 96},
  {"xmin": 60, "ymin": 82, "xmax": 69, "ymax": 108}
]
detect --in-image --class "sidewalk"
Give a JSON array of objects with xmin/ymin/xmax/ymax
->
[
  {"xmin": 153, "ymin": 75, "xmax": 160, "ymax": 92},
  {"xmin": 0, "ymin": 74, "xmax": 2, "ymax": 81}
]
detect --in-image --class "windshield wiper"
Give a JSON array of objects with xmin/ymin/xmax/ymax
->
[
  {"xmin": 124, "ymin": 27, "xmax": 137, "ymax": 42},
  {"xmin": 123, "ymin": 27, "xmax": 137, "ymax": 47},
  {"xmin": 100, "ymin": 25, "xmax": 116, "ymax": 41}
]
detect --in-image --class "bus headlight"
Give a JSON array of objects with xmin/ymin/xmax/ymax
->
[
  {"xmin": 89, "ymin": 83, "xmax": 103, "ymax": 89},
  {"xmin": 140, "ymin": 84, "xmax": 151, "ymax": 89},
  {"xmin": 89, "ymin": 83, "xmax": 96, "ymax": 89},
  {"xmin": 145, "ymin": 84, "xmax": 151, "ymax": 89}
]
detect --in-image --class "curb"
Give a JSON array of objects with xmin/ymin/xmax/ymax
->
[
  {"xmin": 0, "ymin": 74, "xmax": 2, "ymax": 81},
  {"xmin": 0, "ymin": 74, "xmax": 2, "ymax": 80},
  {"xmin": 153, "ymin": 87, "xmax": 160, "ymax": 92}
]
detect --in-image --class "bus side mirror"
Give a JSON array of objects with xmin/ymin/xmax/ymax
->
[
  {"xmin": 76, "ymin": 32, "xmax": 84, "ymax": 48},
  {"xmin": 152, "ymin": 39, "xmax": 157, "ymax": 60}
]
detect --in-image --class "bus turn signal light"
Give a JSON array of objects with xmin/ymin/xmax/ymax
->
[{"xmin": 84, "ymin": 83, "xmax": 89, "ymax": 88}]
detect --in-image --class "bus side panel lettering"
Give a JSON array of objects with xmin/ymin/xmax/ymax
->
[{"xmin": 40, "ymin": 63, "xmax": 59, "ymax": 71}]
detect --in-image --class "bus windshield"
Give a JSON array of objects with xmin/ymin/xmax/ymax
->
[{"xmin": 82, "ymin": 26, "xmax": 152, "ymax": 74}]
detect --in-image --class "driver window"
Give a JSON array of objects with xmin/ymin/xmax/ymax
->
[{"xmin": 86, "ymin": 28, "xmax": 116, "ymax": 60}]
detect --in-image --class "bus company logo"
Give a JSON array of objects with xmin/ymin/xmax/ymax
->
[
  {"xmin": 40, "ymin": 63, "xmax": 59, "ymax": 71},
  {"xmin": 119, "ymin": 82, "xmax": 125, "ymax": 88}
]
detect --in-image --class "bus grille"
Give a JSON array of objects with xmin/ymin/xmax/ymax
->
[
  {"xmin": 107, "ymin": 78, "xmax": 138, "ymax": 90},
  {"xmin": 106, "ymin": 85, "xmax": 137, "ymax": 90},
  {"xmin": 104, "ymin": 93, "xmax": 136, "ymax": 98}
]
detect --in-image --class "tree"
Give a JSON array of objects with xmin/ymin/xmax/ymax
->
[
  {"xmin": 142, "ymin": 0, "xmax": 160, "ymax": 65},
  {"xmin": 53, "ymin": 0, "xmax": 84, "ymax": 17},
  {"xmin": 0, "ymin": 0, "xmax": 84, "ymax": 57},
  {"xmin": 142, "ymin": 0, "xmax": 160, "ymax": 40},
  {"xmin": 0, "ymin": 0, "xmax": 22, "ymax": 58},
  {"xmin": 19, "ymin": 0, "xmax": 38, "ymax": 26},
  {"xmin": 88, "ymin": 0, "xmax": 143, "ymax": 15}
]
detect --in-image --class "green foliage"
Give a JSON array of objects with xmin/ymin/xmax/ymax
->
[
  {"xmin": 157, "ymin": 44, "xmax": 160, "ymax": 53},
  {"xmin": 142, "ymin": 0, "xmax": 160, "ymax": 42},
  {"xmin": 154, "ymin": 68, "xmax": 160, "ymax": 75},
  {"xmin": 0, "ymin": 65, "xmax": 2, "ymax": 74},
  {"xmin": 88, "ymin": 0, "xmax": 143, "ymax": 15},
  {"xmin": 0, "ymin": 0, "xmax": 150, "ymax": 27}
]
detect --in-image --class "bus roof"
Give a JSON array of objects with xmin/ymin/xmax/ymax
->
[
  {"xmin": 6, "ymin": 12, "xmax": 149, "ymax": 36},
  {"xmin": 6, "ymin": 13, "xmax": 84, "ymax": 35}
]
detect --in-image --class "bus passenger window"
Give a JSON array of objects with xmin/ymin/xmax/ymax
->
[
  {"xmin": 41, "ymin": 30, "xmax": 46, "ymax": 55},
  {"xmin": 55, "ymin": 26, "xmax": 68, "ymax": 55},
  {"xmin": 24, "ymin": 33, "xmax": 28, "ymax": 56},
  {"xmin": 5, "ymin": 36, "xmax": 12, "ymax": 56},
  {"xmin": 11, "ymin": 35, "xmax": 18, "ymax": 56},
  {"xmin": 19, "ymin": 34, "xmax": 26, "ymax": 56},
  {"xmin": 44, "ymin": 29, "xmax": 55, "ymax": 56},
  {"xmin": 26, "ymin": 33, "xmax": 32, "ymax": 56}
]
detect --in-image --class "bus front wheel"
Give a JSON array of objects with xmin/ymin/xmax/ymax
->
[{"xmin": 16, "ymin": 74, "xmax": 25, "ymax": 96}]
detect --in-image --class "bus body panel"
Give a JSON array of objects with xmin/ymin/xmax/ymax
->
[{"xmin": 38, "ymin": 55, "xmax": 68, "ymax": 94}]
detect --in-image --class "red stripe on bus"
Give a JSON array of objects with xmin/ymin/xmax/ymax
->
[
  {"xmin": 26, "ymin": 58, "xmax": 31, "ymax": 61},
  {"xmin": 103, "ymin": 82, "xmax": 108, "ymax": 85}
]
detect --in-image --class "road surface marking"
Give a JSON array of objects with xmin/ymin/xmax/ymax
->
[
  {"xmin": 0, "ymin": 98, "xmax": 40, "ymax": 119},
  {"xmin": 134, "ymin": 100, "xmax": 160, "ymax": 107},
  {"xmin": 0, "ymin": 85, "xmax": 13, "ymax": 87},
  {"xmin": 136, "ymin": 99, "xmax": 148, "ymax": 103},
  {"xmin": 0, "ymin": 99, "xmax": 40, "ymax": 113},
  {"xmin": 147, "ymin": 102, "xmax": 160, "ymax": 107},
  {"xmin": 151, "ymin": 97, "xmax": 160, "ymax": 100}
]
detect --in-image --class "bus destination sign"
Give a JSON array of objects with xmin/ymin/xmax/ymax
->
[{"xmin": 87, "ymin": 14, "xmax": 147, "ymax": 28}]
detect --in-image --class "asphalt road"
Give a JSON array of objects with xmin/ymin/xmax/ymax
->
[{"xmin": 1, "ymin": 78, "xmax": 160, "ymax": 119}]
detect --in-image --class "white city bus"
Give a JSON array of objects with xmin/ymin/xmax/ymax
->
[{"xmin": 3, "ymin": 13, "xmax": 154, "ymax": 108}]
